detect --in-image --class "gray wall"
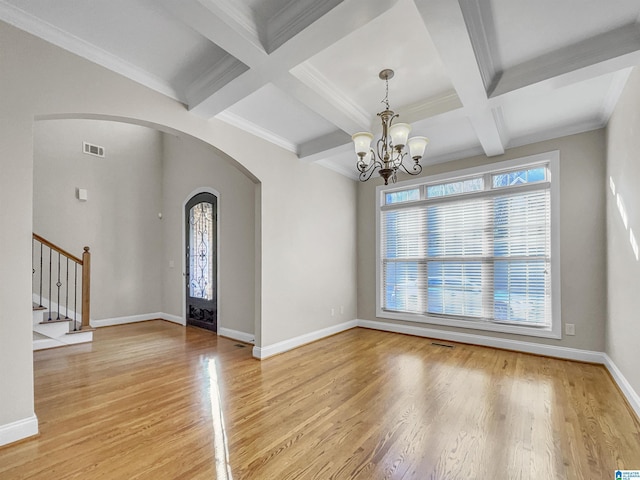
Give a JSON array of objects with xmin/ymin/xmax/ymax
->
[
  {"xmin": 358, "ymin": 130, "xmax": 608, "ymax": 351},
  {"xmin": 0, "ymin": 20, "xmax": 358, "ymax": 436},
  {"xmin": 33, "ymin": 120, "xmax": 257, "ymax": 335},
  {"xmin": 606, "ymin": 68, "xmax": 640, "ymax": 396},
  {"xmin": 34, "ymin": 119, "xmax": 163, "ymax": 320},
  {"xmin": 161, "ymin": 133, "xmax": 256, "ymax": 336}
]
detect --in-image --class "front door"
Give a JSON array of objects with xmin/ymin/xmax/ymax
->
[{"xmin": 185, "ymin": 192, "xmax": 217, "ymax": 331}]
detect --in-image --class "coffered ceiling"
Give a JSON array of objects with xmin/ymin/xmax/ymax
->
[{"xmin": 2, "ymin": 0, "xmax": 639, "ymax": 179}]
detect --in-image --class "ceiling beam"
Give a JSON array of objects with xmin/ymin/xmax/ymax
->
[
  {"xmin": 157, "ymin": 0, "xmax": 267, "ymax": 67},
  {"xmin": 181, "ymin": 0, "xmax": 400, "ymax": 118},
  {"xmin": 413, "ymin": 0, "xmax": 505, "ymax": 157},
  {"xmin": 298, "ymin": 131, "xmax": 353, "ymax": 162},
  {"xmin": 188, "ymin": 67, "xmax": 267, "ymax": 118},
  {"xmin": 490, "ymin": 23, "xmax": 640, "ymax": 98}
]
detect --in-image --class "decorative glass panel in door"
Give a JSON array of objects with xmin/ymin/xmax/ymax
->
[{"xmin": 185, "ymin": 192, "xmax": 217, "ymax": 331}]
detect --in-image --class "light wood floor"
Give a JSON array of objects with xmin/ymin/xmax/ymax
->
[{"xmin": 2, "ymin": 321, "xmax": 639, "ymax": 479}]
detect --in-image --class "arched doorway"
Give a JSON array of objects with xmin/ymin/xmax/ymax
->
[{"xmin": 185, "ymin": 192, "xmax": 218, "ymax": 332}]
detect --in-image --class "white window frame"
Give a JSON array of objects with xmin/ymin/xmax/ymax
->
[{"xmin": 375, "ymin": 151, "xmax": 561, "ymax": 339}]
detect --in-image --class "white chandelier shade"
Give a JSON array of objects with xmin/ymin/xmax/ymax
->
[{"xmin": 352, "ymin": 69, "xmax": 428, "ymax": 184}]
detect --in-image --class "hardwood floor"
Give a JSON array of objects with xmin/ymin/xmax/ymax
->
[{"xmin": 1, "ymin": 321, "xmax": 639, "ymax": 479}]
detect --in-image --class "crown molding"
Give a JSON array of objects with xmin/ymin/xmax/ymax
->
[
  {"xmin": 423, "ymin": 145, "xmax": 486, "ymax": 167},
  {"xmin": 315, "ymin": 158, "xmax": 360, "ymax": 180},
  {"xmin": 185, "ymin": 55, "xmax": 249, "ymax": 109},
  {"xmin": 506, "ymin": 117, "xmax": 605, "ymax": 151},
  {"xmin": 291, "ymin": 63, "xmax": 370, "ymax": 130},
  {"xmin": 599, "ymin": 67, "xmax": 633, "ymax": 124},
  {"xmin": 399, "ymin": 90, "xmax": 463, "ymax": 124},
  {"xmin": 267, "ymin": 0, "xmax": 342, "ymax": 53},
  {"xmin": 197, "ymin": 0, "xmax": 260, "ymax": 46},
  {"xmin": 0, "ymin": 0, "xmax": 182, "ymax": 102},
  {"xmin": 458, "ymin": 0, "xmax": 499, "ymax": 95},
  {"xmin": 216, "ymin": 110, "xmax": 297, "ymax": 153}
]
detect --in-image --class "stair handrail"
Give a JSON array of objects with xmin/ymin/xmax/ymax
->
[
  {"xmin": 32, "ymin": 233, "xmax": 83, "ymax": 264},
  {"xmin": 32, "ymin": 233, "xmax": 91, "ymax": 330}
]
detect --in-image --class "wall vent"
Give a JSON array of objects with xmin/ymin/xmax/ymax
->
[{"xmin": 82, "ymin": 141, "xmax": 105, "ymax": 158}]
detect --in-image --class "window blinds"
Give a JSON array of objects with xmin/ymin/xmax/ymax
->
[{"xmin": 381, "ymin": 182, "xmax": 551, "ymax": 327}]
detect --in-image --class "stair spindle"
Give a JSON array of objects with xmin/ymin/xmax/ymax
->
[
  {"xmin": 39, "ymin": 242, "xmax": 43, "ymax": 307},
  {"xmin": 74, "ymin": 263, "xmax": 78, "ymax": 331},
  {"xmin": 48, "ymin": 247, "xmax": 52, "ymax": 321},
  {"xmin": 65, "ymin": 257, "xmax": 69, "ymax": 319},
  {"xmin": 56, "ymin": 251, "xmax": 61, "ymax": 320}
]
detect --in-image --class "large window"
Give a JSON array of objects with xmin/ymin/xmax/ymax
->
[{"xmin": 377, "ymin": 152, "xmax": 561, "ymax": 338}]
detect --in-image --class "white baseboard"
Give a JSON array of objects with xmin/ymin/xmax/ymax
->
[
  {"xmin": 357, "ymin": 319, "xmax": 605, "ymax": 363},
  {"xmin": 218, "ymin": 327, "xmax": 254, "ymax": 344},
  {"xmin": 90, "ymin": 312, "xmax": 185, "ymax": 328},
  {"xmin": 253, "ymin": 320, "xmax": 358, "ymax": 360},
  {"xmin": 0, "ymin": 414, "xmax": 38, "ymax": 447},
  {"xmin": 160, "ymin": 313, "xmax": 185, "ymax": 326},
  {"xmin": 603, "ymin": 354, "xmax": 640, "ymax": 420},
  {"xmin": 90, "ymin": 312, "xmax": 163, "ymax": 328}
]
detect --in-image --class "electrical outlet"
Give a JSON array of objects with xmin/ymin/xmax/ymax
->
[
  {"xmin": 565, "ymin": 323, "xmax": 575, "ymax": 336},
  {"xmin": 331, "ymin": 308, "xmax": 335, "ymax": 317},
  {"xmin": 340, "ymin": 305, "xmax": 344, "ymax": 315}
]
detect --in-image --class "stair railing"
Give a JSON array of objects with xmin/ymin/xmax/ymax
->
[{"xmin": 32, "ymin": 233, "xmax": 91, "ymax": 331}]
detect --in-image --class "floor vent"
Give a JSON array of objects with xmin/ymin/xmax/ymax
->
[
  {"xmin": 234, "ymin": 344, "xmax": 246, "ymax": 348},
  {"xmin": 431, "ymin": 342, "xmax": 454, "ymax": 349},
  {"xmin": 83, "ymin": 141, "xmax": 105, "ymax": 158}
]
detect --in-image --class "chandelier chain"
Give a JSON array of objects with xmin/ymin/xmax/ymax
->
[{"xmin": 382, "ymin": 76, "xmax": 390, "ymax": 110}]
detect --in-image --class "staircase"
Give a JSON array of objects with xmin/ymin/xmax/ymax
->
[
  {"xmin": 32, "ymin": 303, "xmax": 93, "ymax": 350},
  {"xmin": 32, "ymin": 234, "xmax": 93, "ymax": 350}
]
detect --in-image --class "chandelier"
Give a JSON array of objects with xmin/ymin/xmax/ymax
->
[{"xmin": 352, "ymin": 69, "xmax": 428, "ymax": 185}]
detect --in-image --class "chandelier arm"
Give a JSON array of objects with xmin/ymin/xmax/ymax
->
[
  {"xmin": 398, "ymin": 159, "xmax": 423, "ymax": 176},
  {"xmin": 391, "ymin": 151, "xmax": 405, "ymax": 167},
  {"xmin": 358, "ymin": 159, "xmax": 383, "ymax": 182},
  {"xmin": 356, "ymin": 150, "xmax": 380, "ymax": 179}
]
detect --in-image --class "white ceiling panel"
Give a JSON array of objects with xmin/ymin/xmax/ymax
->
[
  {"xmin": 300, "ymin": 0, "xmax": 454, "ymax": 121},
  {"xmin": 500, "ymin": 72, "xmax": 620, "ymax": 142},
  {"xmin": 221, "ymin": 83, "xmax": 340, "ymax": 149},
  {"xmin": 413, "ymin": 116, "xmax": 481, "ymax": 161},
  {"xmin": 490, "ymin": 0, "xmax": 640, "ymax": 69}
]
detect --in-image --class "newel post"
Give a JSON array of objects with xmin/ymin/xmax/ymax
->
[{"xmin": 81, "ymin": 246, "xmax": 91, "ymax": 329}]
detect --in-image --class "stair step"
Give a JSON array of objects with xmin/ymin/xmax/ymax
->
[
  {"xmin": 39, "ymin": 316, "xmax": 73, "ymax": 324},
  {"xmin": 33, "ymin": 329, "xmax": 93, "ymax": 350},
  {"xmin": 32, "ymin": 303, "xmax": 46, "ymax": 311},
  {"xmin": 33, "ymin": 331, "xmax": 49, "ymax": 341},
  {"xmin": 33, "ymin": 331, "xmax": 64, "ymax": 351},
  {"xmin": 67, "ymin": 327, "xmax": 95, "ymax": 334}
]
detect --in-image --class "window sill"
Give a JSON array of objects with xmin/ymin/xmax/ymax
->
[{"xmin": 376, "ymin": 309, "xmax": 562, "ymax": 339}]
